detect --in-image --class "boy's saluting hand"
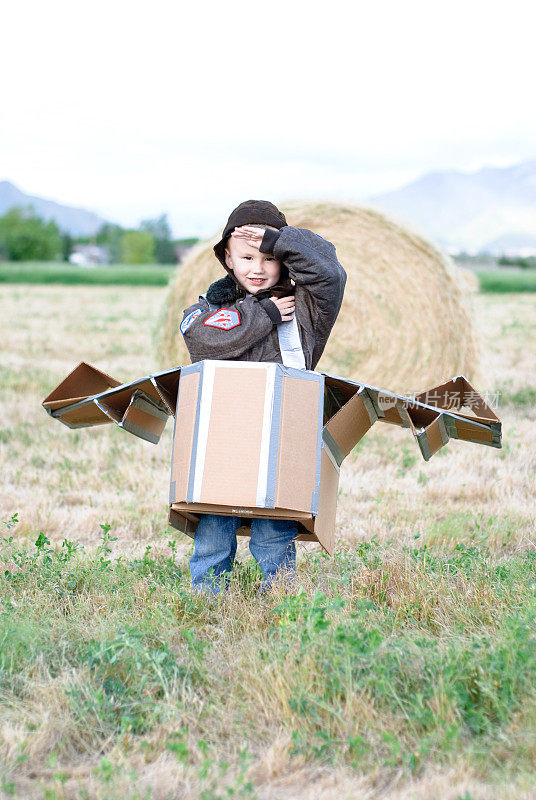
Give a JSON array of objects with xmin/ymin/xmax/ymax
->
[{"xmin": 230, "ymin": 224, "xmax": 277, "ymax": 248}]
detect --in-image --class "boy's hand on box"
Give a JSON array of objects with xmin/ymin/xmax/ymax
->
[{"xmin": 269, "ymin": 295, "xmax": 295, "ymax": 321}]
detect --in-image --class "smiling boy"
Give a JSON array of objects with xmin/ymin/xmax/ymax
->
[{"xmin": 180, "ymin": 199, "xmax": 346, "ymax": 594}]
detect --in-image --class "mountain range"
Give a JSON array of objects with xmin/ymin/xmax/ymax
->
[
  {"xmin": 0, "ymin": 181, "xmax": 106, "ymax": 237},
  {"xmin": 369, "ymin": 159, "xmax": 536, "ymax": 255},
  {"xmin": 2, "ymin": 158, "xmax": 536, "ymax": 253}
]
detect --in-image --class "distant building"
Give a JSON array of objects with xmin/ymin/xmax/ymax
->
[
  {"xmin": 174, "ymin": 242, "xmax": 196, "ymax": 263},
  {"xmin": 69, "ymin": 244, "xmax": 110, "ymax": 266}
]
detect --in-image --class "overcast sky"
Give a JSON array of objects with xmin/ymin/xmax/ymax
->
[{"xmin": 2, "ymin": 0, "xmax": 534, "ymax": 237}]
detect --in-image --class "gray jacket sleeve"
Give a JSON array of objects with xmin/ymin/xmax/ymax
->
[
  {"xmin": 260, "ymin": 226, "xmax": 347, "ymax": 327},
  {"xmin": 180, "ymin": 295, "xmax": 276, "ymax": 362}
]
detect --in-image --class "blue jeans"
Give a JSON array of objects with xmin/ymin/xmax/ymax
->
[{"xmin": 190, "ymin": 514, "xmax": 297, "ymax": 594}]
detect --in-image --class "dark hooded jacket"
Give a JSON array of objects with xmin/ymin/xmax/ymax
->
[{"xmin": 180, "ymin": 224, "xmax": 347, "ymax": 371}]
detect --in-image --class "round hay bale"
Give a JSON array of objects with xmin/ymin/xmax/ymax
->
[
  {"xmin": 155, "ymin": 200, "xmax": 480, "ymax": 393},
  {"xmin": 456, "ymin": 266, "xmax": 480, "ymax": 294}
]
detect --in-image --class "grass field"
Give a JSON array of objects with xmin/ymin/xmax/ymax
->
[
  {"xmin": 1, "ymin": 285, "xmax": 536, "ymax": 800},
  {"xmin": 2, "ymin": 261, "xmax": 536, "ymax": 293},
  {"xmin": 476, "ymin": 270, "xmax": 536, "ymax": 293}
]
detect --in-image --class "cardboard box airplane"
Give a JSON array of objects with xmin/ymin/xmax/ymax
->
[{"xmin": 43, "ymin": 360, "xmax": 502, "ymax": 555}]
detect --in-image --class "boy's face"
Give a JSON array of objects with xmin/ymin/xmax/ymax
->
[{"xmin": 225, "ymin": 230, "xmax": 282, "ymax": 294}]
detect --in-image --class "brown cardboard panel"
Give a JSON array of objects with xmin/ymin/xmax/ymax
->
[
  {"xmin": 375, "ymin": 392, "xmax": 401, "ymax": 424},
  {"xmin": 101, "ymin": 379, "xmax": 165, "ymax": 416},
  {"xmin": 451, "ymin": 423, "xmax": 493, "ymax": 445},
  {"xmin": 153, "ymin": 369, "xmax": 181, "ymax": 414},
  {"xmin": 323, "ymin": 374, "xmax": 360, "ymax": 400},
  {"xmin": 200, "ymin": 367, "xmax": 266, "ymax": 507},
  {"xmin": 225, "ymin": 526, "xmax": 319, "ymax": 542},
  {"xmin": 276, "ymin": 376, "xmax": 320, "ymax": 512},
  {"xmin": 171, "ymin": 501, "xmax": 313, "ymax": 521},
  {"xmin": 298, "ymin": 517, "xmax": 316, "ymax": 534},
  {"xmin": 377, "ymin": 402, "xmax": 412, "ymax": 427},
  {"xmin": 406, "ymin": 407, "xmax": 446, "ymax": 460},
  {"xmin": 42, "ymin": 362, "xmax": 120, "ymax": 411},
  {"xmin": 168, "ymin": 507, "xmax": 318, "ymax": 542},
  {"xmin": 377, "ymin": 407, "xmax": 402, "ymax": 425},
  {"xmin": 423, "ymin": 415, "xmax": 448, "ymax": 457},
  {"xmin": 97, "ymin": 389, "xmax": 169, "ymax": 442},
  {"xmin": 415, "ymin": 376, "xmax": 499, "ymax": 422},
  {"xmin": 168, "ymin": 507, "xmax": 198, "ymax": 536},
  {"xmin": 409, "ymin": 402, "xmax": 498, "ymax": 441},
  {"xmin": 313, "ymin": 449, "xmax": 340, "ymax": 555},
  {"xmin": 57, "ymin": 400, "xmax": 112, "ymax": 427},
  {"xmin": 406, "ymin": 405, "xmax": 438, "ymax": 428},
  {"xmin": 448, "ymin": 410, "xmax": 500, "ymax": 427},
  {"xmin": 323, "ymin": 375, "xmax": 359, "ymax": 423},
  {"xmin": 171, "ymin": 371, "xmax": 200, "ymax": 503},
  {"xmin": 324, "ymin": 391, "xmax": 373, "ymax": 460},
  {"xmin": 447, "ymin": 418, "xmax": 494, "ymax": 436},
  {"xmin": 408, "ymin": 406, "xmax": 497, "ymax": 459},
  {"xmin": 121, "ymin": 402, "xmax": 168, "ymax": 440}
]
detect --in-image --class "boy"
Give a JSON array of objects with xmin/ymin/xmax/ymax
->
[{"xmin": 180, "ymin": 199, "xmax": 346, "ymax": 594}]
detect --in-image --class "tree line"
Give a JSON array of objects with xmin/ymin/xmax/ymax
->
[{"xmin": 0, "ymin": 206, "xmax": 198, "ymax": 264}]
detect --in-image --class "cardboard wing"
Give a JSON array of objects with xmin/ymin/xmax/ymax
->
[
  {"xmin": 42, "ymin": 361, "xmax": 180, "ymax": 444},
  {"xmin": 320, "ymin": 372, "xmax": 502, "ymax": 463},
  {"xmin": 43, "ymin": 362, "xmax": 502, "ymax": 554}
]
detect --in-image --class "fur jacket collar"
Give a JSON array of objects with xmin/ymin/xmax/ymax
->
[{"xmin": 205, "ymin": 274, "xmax": 241, "ymax": 305}]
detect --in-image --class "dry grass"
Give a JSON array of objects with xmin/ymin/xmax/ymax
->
[
  {"xmin": 1, "ymin": 284, "xmax": 536, "ymax": 800},
  {"xmin": 156, "ymin": 201, "xmax": 480, "ymax": 392}
]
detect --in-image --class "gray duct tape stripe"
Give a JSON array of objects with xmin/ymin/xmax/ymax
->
[
  {"xmin": 168, "ymin": 386, "xmax": 180, "ymax": 504},
  {"xmin": 263, "ymin": 368, "xmax": 284, "ymax": 508},
  {"xmin": 396, "ymin": 401, "xmax": 412, "ymax": 429},
  {"xmin": 443, "ymin": 414, "xmax": 501, "ymax": 446},
  {"xmin": 442, "ymin": 416, "xmax": 459, "ymax": 439},
  {"xmin": 322, "ymin": 428, "xmax": 344, "ymax": 468},
  {"xmin": 444, "ymin": 411, "xmax": 496, "ymax": 432},
  {"xmin": 277, "ymin": 316, "xmax": 306, "ymax": 370},
  {"xmin": 59, "ymin": 419, "xmax": 94, "ymax": 429},
  {"xmin": 129, "ymin": 390, "xmax": 169, "ymax": 420},
  {"xmin": 310, "ymin": 376, "xmax": 325, "ymax": 514},
  {"xmin": 417, "ymin": 430, "xmax": 432, "ymax": 461},
  {"xmin": 469, "ymin": 437, "xmax": 500, "ymax": 448},
  {"xmin": 186, "ymin": 362, "xmax": 204, "ymax": 502},
  {"xmin": 438, "ymin": 414, "xmax": 450, "ymax": 446},
  {"xmin": 322, "ymin": 440, "xmax": 341, "ymax": 473},
  {"xmin": 119, "ymin": 419, "xmax": 161, "ymax": 444},
  {"xmin": 180, "ymin": 362, "xmax": 203, "ymax": 378},
  {"xmin": 278, "ymin": 365, "xmax": 323, "ymax": 382},
  {"xmin": 364, "ymin": 388, "xmax": 386, "ymax": 419},
  {"xmin": 359, "ymin": 388, "xmax": 379, "ymax": 424}
]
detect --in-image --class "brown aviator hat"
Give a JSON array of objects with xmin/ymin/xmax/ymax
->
[{"xmin": 213, "ymin": 199, "xmax": 288, "ymax": 268}]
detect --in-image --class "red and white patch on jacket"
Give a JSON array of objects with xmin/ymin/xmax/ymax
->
[{"xmin": 203, "ymin": 308, "xmax": 241, "ymax": 330}]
